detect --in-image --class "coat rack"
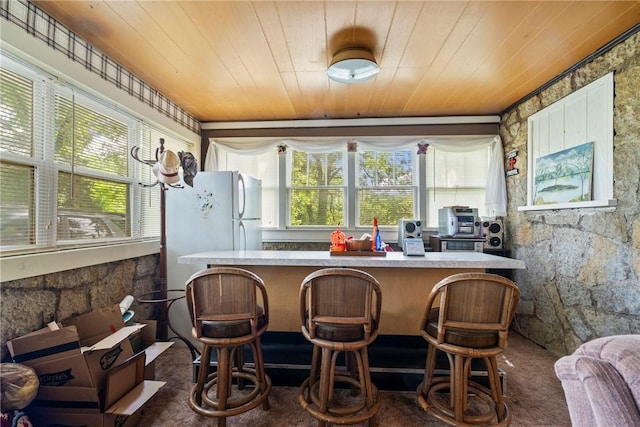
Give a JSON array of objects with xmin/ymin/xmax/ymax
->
[{"xmin": 130, "ymin": 138, "xmax": 197, "ymax": 350}]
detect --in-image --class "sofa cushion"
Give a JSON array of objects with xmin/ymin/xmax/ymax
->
[
  {"xmin": 555, "ymin": 335, "xmax": 640, "ymax": 427},
  {"xmin": 576, "ymin": 335, "xmax": 640, "ymax": 409}
]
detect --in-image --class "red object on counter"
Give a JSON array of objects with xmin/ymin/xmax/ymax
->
[{"xmin": 330, "ymin": 226, "xmax": 346, "ymax": 252}]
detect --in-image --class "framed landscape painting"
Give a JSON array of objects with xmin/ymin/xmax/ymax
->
[{"xmin": 533, "ymin": 141, "xmax": 594, "ymax": 205}]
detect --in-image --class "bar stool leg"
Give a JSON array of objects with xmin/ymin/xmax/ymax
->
[
  {"xmin": 251, "ymin": 338, "xmax": 271, "ymax": 410},
  {"xmin": 318, "ymin": 347, "xmax": 333, "ymax": 427},
  {"xmin": 234, "ymin": 345, "xmax": 245, "ymax": 390},
  {"xmin": 217, "ymin": 347, "xmax": 231, "ymax": 427},
  {"xmin": 417, "ymin": 343, "xmax": 438, "ymax": 407},
  {"xmin": 310, "ymin": 345, "xmax": 321, "ymax": 387},
  {"xmin": 453, "ymin": 354, "xmax": 465, "ymax": 422},
  {"xmin": 486, "ymin": 355, "xmax": 507, "ymax": 421},
  {"xmin": 359, "ymin": 347, "xmax": 375, "ymax": 410},
  {"xmin": 191, "ymin": 344, "xmax": 212, "ymax": 408}
]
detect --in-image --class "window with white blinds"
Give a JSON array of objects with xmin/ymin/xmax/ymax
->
[
  {"xmin": 212, "ymin": 141, "xmax": 490, "ymax": 230},
  {"xmin": 1, "ymin": 62, "xmax": 42, "ymax": 249},
  {"xmin": 53, "ymin": 88, "xmax": 132, "ymax": 242},
  {"xmin": 215, "ymin": 146, "xmax": 279, "ymax": 228},
  {"xmin": 356, "ymin": 149, "xmax": 415, "ymax": 227},
  {"xmin": 0, "ymin": 52, "xmax": 192, "ymax": 254},
  {"xmin": 288, "ymin": 149, "xmax": 346, "ymax": 227},
  {"xmin": 135, "ymin": 127, "xmax": 192, "ymax": 238},
  {"xmin": 425, "ymin": 146, "xmax": 490, "ymax": 227}
]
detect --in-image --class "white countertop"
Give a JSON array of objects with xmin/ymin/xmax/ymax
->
[{"xmin": 178, "ymin": 250, "xmax": 526, "ymax": 270}]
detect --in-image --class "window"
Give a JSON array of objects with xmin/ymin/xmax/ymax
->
[
  {"xmin": 214, "ymin": 140, "xmax": 491, "ymax": 232},
  {"xmin": 215, "ymin": 146, "xmax": 279, "ymax": 228},
  {"xmin": 288, "ymin": 150, "xmax": 345, "ymax": 226},
  {"xmin": 425, "ymin": 146, "xmax": 490, "ymax": 228},
  {"xmin": 54, "ymin": 89, "xmax": 131, "ymax": 243},
  {"xmin": 0, "ymin": 65, "xmax": 36, "ymax": 247},
  {"xmin": 216, "ymin": 139, "xmax": 492, "ymax": 230},
  {"xmin": 356, "ymin": 149, "xmax": 415, "ymax": 227},
  {"xmin": 137, "ymin": 126, "xmax": 192, "ymax": 238},
  {"xmin": 0, "ymin": 52, "xmax": 191, "ymax": 255}
]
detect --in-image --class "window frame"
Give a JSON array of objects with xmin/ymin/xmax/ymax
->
[
  {"xmin": 287, "ymin": 148, "xmax": 347, "ymax": 227},
  {"xmin": 214, "ymin": 141, "xmax": 492, "ymax": 243},
  {"xmin": 354, "ymin": 148, "xmax": 418, "ymax": 228},
  {"xmin": 0, "ymin": 52, "xmax": 193, "ymax": 257}
]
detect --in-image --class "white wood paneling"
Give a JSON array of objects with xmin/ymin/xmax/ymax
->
[{"xmin": 522, "ymin": 72, "xmax": 615, "ymax": 210}]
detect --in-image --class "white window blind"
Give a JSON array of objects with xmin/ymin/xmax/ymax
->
[
  {"xmin": 1, "ymin": 65, "xmax": 38, "ymax": 248},
  {"xmin": 0, "ymin": 51, "xmax": 193, "ymax": 254},
  {"xmin": 356, "ymin": 149, "xmax": 416, "ymax": 227},
  {"xmin": 53, "ymin": 88, "xmax": 131, "ymax": 242},
  {"xmin": 288, "ymin": 149, "xmax": 345, "ymax": 227},
  {"xmin": 136, "ymin": 126, "xmax": 193, "ymax": 239},
  {"xmin": 425, "ymin": 146, "xmax": 490, "ymax": 227},
  {"xmin": 216, "ymin": 146, "xmax": 279, "ymax": 228}
]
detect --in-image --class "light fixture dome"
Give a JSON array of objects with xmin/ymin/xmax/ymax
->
[{"xmin": 327, "ymin": 47, "xmax": 379, "ymax": 83}]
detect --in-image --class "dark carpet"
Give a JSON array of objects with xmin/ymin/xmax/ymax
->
[{"xmin": 138, "ymin": 332, "xmax": 571, "ymax": 426}]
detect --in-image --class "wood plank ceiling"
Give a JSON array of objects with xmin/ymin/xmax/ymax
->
[{"xmin": 33, "ymin": 1, "xmax": 640, "ymax": 123}]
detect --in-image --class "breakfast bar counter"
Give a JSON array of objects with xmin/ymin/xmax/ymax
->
[
  {"xmin": 178, "ymin": 249, "xmax": 525, "ymax": 269},
  {"xmin": 178, "ymin": 250, "xmax": 525, "ymax": 336}
]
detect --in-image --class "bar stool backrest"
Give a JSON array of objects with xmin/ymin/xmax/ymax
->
[
  {"xmin": 300, "ymin": 268, "xmax": 382, "ymax": 342},
  {"xmin": 185, "ymin": 267, "xmax": 269, "ymax": 339},
  {"xmin": 422, "ymin": 272, "xmax": 520, "ymax": 350}
]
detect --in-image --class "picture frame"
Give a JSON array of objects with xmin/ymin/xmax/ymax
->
[{"xmin": 533, "ymin": 141, "xmax": 594, "ymax": 205}]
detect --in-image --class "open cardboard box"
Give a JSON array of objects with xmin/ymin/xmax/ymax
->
[
  {"xmin": 7, "ymin": 306, "xmax": 142, "ymax": 392},
  {"xmin": 8, "ymin": 305, "xmax": 173, "ymax": 426},
  {"xmin": 130, "ymin": 319, "xmax": 174, "ymax": 379},
  {"xmin": 27, "ymin": 351, "xmax": 166, "ymax": 427}
]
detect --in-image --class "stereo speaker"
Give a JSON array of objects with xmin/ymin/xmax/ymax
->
[
  {"xmin": 481, "ymin": 219, "xmax": 504, "ymax": 249},
  {"xmin": 398, "ymin": 219, "xmax": 423, "ymax": 244}
]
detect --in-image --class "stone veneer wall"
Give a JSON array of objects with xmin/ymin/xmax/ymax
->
[
  {"xmin": 0, "ymin": 255, "xmax": 158, "ymax": 362},
  {"xmin": 500, "ymin": 32, "xmax": 640, "ymax": 356},
  {"xmin": 0, "ymin": 243, "xmax": 318, "ymax": 362}
]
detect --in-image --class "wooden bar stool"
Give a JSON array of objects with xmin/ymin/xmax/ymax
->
[
  {"xmin": 298, "ymin": 268, "xmax": 382, "ymax": 427},
  {"xmin": 186, "ymin": 267, "xmax": 271, "ymax": 427},
  {"xmin": 416, "ymin": 272, "xmax": 520, "ymax": 426}
]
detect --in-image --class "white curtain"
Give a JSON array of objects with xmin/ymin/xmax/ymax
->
[{"xmin": 206, "ymin": 134, "xmax": 507, "ymax": 216}]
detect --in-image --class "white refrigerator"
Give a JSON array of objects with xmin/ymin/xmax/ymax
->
[{"xmin": 165, "ymin": 171, "xmax": 262, "ymax": 348}]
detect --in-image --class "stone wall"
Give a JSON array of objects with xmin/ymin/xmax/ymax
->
[
  {"xmin": 500, "ymin": 32, "xmax": 640, "ymax": 356},
  {"xmin": 0, "ymin": 243, "xmax": 316, "ymax": 362},
  {"xmin": 0, "ymin": 255, "xmax": 158, "ymax": 362}
]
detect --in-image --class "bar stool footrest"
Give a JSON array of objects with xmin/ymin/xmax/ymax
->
[
  {"xmin": 417, "ymin": 378, "xmax": 511, "ymax": 427},
  {"xmin": 189, "ymin": 368, "xmax": 272, "ymax": 418},
  {"xmin": 299, "ymin": 375, "xmax": 381, "ymax": 425}
]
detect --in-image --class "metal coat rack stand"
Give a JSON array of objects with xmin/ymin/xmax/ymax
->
[{"xmin": 131, "ymin": 138, "xmax": 199, "ymax": 359}]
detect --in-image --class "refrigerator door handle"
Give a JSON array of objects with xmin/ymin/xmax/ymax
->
[
  {"xmin": 238, "ymin": 220, "xmax": 247, "ymax": 250},
  {"xmin": 237, "ymin": 173, "xmax": 246, "ymax": 219}
]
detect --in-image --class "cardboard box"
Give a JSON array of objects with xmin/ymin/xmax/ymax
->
[
  {"xmin": 61, "ymin": 305, "xmax": 141, "ymax": 391},
  {"xmin": 28, "ymin": 351, "xmax": 166, "ymax": 427},
  {"xmin": 7, "ymin": 320, "xmax": 143, "ymax": 392},
  {"xmin": 62, "ymin": 304, "xmax": 127, "ymax": 347},
  {"xmin": 10, "ymin": 305, "xmax": 173, "ymax": 426},
  {"xmin": 132, "ymin": 320, "xmax": 174, "ymax": 379},
  {"xmin": 143, "ymin": 341, "xmax": 173, "ymax": 380},
  {"xmin": 7, "ymin": 325, "xmax": 92, "ymax": 387}
]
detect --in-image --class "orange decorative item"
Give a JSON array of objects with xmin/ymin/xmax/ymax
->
[
  {"xmin": 371, "ymin": 217, "xmax": 379, "ymax": 251},
  {"xmin": 330, "ymin": 226, "xmax": 346, "ymax": 252}
]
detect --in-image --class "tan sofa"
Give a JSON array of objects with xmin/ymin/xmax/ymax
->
[{"xmin": 554, "ymin": 335, "xmax": 640, "ymax": 427}]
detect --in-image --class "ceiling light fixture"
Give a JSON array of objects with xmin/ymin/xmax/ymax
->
[{"xmin": 327, "ymin": 47, "xmax": 379, "ymax": 83}]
